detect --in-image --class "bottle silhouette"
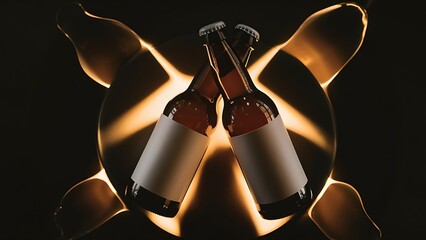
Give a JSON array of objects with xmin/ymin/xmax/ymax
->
[
  {"xmin": 126, "ymin": 23, "xmax": 261, "ymax": 217},
  {"xmin": 199, "ymin": 21, "xmax": 312, "ymax": 220},
  {"xmin": 56, "ymin": 2, "xmax": 144, "ymax": 87}
]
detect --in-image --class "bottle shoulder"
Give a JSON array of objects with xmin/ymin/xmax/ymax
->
[
  {"xmin": 162, "ymin": 90, "xmax": 218, "ymax": 136},
  {"xmin": 225, "ymin": 91, "xmax": 279, "ymax": 117},
  {"xmin": 222, "ymin": 92, "xmax": 280, "ymax": 136},
  {"xmin": 163, "ymin": 90, "xmax": 216, "ymax": 114}
]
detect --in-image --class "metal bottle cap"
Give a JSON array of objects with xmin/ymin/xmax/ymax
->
[
  {"xmin": 235, "ymin": 24, "xmax": 260, "ymax": 41},
  {"xmin": 199, "ymin": 21, "xmax": 226, "ymax": 36}
]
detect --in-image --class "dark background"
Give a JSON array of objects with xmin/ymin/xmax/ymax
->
[{"xmin": 2, "ymin": 0, "xmax": 423, "ymax": 239}]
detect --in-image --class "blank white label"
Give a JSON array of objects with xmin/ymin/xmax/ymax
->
[
  {"xmin": 229, "ymin": 115, "xmax": 308, "ymax": 204},
  {"xmin": 131, "ymin": 114, "xmax": 209, "ymax": 202}
]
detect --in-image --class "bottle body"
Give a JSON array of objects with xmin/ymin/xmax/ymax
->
[
  {"xmin": 200, "ymin": 21, "xmax": 312, "ymax": 220},
  {"xmin": 223, "ymin": 92, "xmax": 312, "ymax": 219},
  {"xmin": 126, "ymin": 89, "xmax": 215, "ymax": 217},
  {"xmin": 126, "ymin": 23, "xmax": 258, "ymax": 217}
]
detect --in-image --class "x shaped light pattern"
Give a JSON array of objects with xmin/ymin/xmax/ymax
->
[{"xmin": 54, "ymin": 2, "xmax": 381, "ymax": 239}]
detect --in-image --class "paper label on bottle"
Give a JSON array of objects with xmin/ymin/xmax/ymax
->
[
  {"xmin": 229, "ymin": 115, "xmax": 308, "ymax": 205},
  {"xmin": 131, "ymin": 114, "xmax": 209, "ymax": 202}
]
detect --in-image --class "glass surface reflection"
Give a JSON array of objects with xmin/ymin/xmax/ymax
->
[{"xmin": 53, "ymin": 169, "xmax": 127, "ymax": 239}]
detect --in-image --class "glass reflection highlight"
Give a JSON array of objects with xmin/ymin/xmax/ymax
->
[
  {"xmin": 309, "ymin": 178, "xmax": 382, "ymax": 239},
  {"xmin": 56, "ymin": 2, "xmax": 147, "ymax": 87},
  {"xmin": 53, "ymin": 169, "xmax": 127, "ymax": 239}
]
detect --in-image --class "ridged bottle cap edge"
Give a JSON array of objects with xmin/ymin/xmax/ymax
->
[
  {"xmin": 235, "ymin": 24, "xmax": 260, "ymax": 41},
  {"xmin": 199, "ymin": 21, "xmax": 226, "ymax": 36}
]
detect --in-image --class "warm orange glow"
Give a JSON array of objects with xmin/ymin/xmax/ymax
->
[
  {"xmin": 100, "ymin": 79, "xmax": 190, "ymax": 148},
  {"xmin": 143, "ymin": 138, "xmax": 290, "ymax": 237},
  {"xmin": 57, "ymin": 2, "xmax": 379, "ymax": 238},
  {"xmin": 308, "ymin": 176, "xmax": 338, "ymax": 216},
  {"xmin": 281, "ymin": 3, "xmax": 368, "ymax": 90},
  {"xmin": 98, "ymin": 2, "xmax": 366, "ymax": 151},
  {"xmin": 308, "ymin": 176, "xmax": 382, "ymax": 239},
  {"xmin": 97, "ymin": 36, "xmax": 336, "ymax": 236},
  {"xmin": 145, "ymin": 211, "xmax": 181, "ymax": 237},
  {"xmin": 140, "ymin": 109, "xmax": 228, "ymax": 236},
  {"xmin": 88, "ymin": 168, "xmax": 123, "ymax": 198},
  {"xmin": 249, "ymin": 45, "xmax": 332, "ymax": 153},
  {"xmin": 98, "ymin": 4, "xmax": 366, "ymax": 235},
  {"xmin": 248, "ymin": 48, "xmax": 333, "ymax": 153},
  {"xmin": 143, "ymin": 144, "xmax": 205, "ymax": 237},
  {"xmin": 92, "ymin": 25, "xmax": 337, "ymax": 236},
  {"xmin": 231, "ymin": 158, "xmax": 291, "ymax": 235},
  {"xmin": 56, "ymin": 3, "xmax": 148, "ymax": 88},
  {"xmin": 54, "ymin": 168, "xmax": 128, "ymax": 239},
  {"xmin": 102, "ymin": 41, "xmax": 332, "ymax": 153},
  {"xmin": 100, "ymin": 42, "xmax": 192, "ymax": 148}
]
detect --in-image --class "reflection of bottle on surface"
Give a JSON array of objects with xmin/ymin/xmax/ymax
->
[
  {"xmin": 125, "ymin": 23, "xmax": 261, "ymax": 217},
  {"xmin": 56, "ymin": 2, "xmax": 144, "ymax": 87},
  {"xmin": 199, "ymin": 21, "xmax": 312, "ymax": 220}
]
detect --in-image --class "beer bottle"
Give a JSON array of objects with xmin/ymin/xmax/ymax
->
[{"xmin": 199, "ymin": 21, "xmax": 312, "ymax": 219}]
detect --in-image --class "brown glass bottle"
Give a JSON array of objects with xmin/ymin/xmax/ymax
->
[
  {"xmin": 125, "ymin": 23, "xmax": 260, "ymax": 217},
  {"xmin": 199, "ymin": 21, "xmax": 312, "ymax": 220}
]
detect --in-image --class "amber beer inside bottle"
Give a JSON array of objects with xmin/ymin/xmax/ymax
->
[
  {"xmin": 125, "ymin": 23, "xmax": 260, "ymax": 217},
  {"xmin": 200, "ymin": 21, "xmax": 312, "ymax": 220}
]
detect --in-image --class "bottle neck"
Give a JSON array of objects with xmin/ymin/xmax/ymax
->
[
  {"xmin": 188, "ymin": 62, "xmax": 218, "ymax": 102},
  {"xmin": 57, "ymin": 3, "xmax": 88, "ymax": 43},
  {"xmin": 190, "ymin": 31, "xmax": 256, "ymax": 102},
  {"xmin": 204, "ymin": 31, "xmax": 255, "ymax": 101},
  {"xmin": 230, "ymin": 31, "xmax": 257, "ymax": 68}
]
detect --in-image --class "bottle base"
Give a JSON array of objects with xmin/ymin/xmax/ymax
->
[
  {"xmin": 258, "ymin": 184, "xmax": 313, "ymax": 220},
  {"xmin": 125, "ymin": 182, "xmax": 180, "ymax": 218}
]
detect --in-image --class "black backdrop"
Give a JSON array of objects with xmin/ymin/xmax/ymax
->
[{"xmin": 2, "ymin": 0, "xmax": 423, "ymax": 239}]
